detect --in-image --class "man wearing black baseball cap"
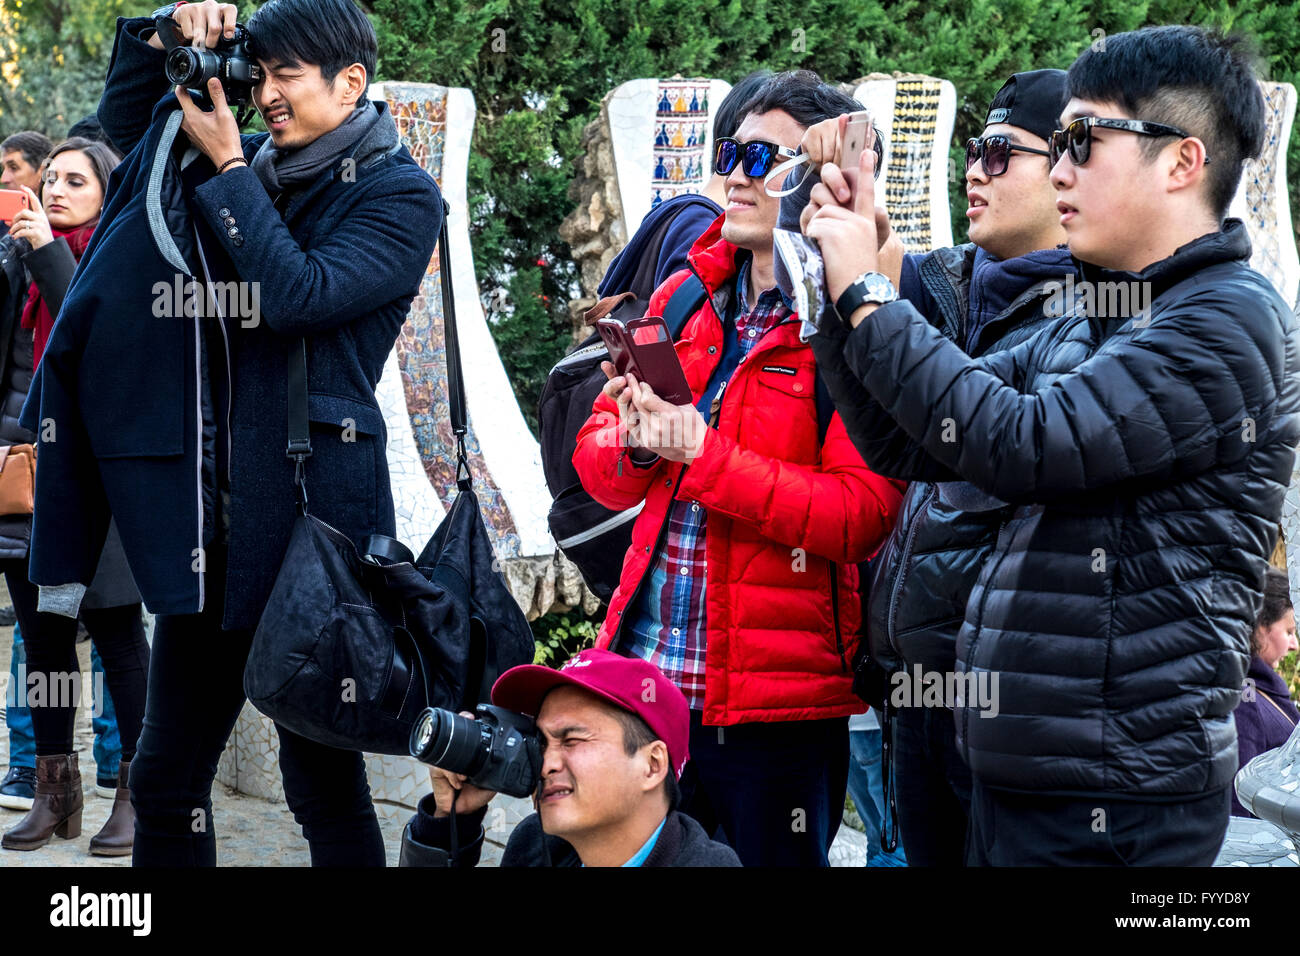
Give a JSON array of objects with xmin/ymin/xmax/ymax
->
[
  {"xmin": 400, "ymin": 649, "xmax": 740, "ymax": 867},
  {"xmin": 792, "ymin": 69, "xmax": 1074, "ymax": 866}
]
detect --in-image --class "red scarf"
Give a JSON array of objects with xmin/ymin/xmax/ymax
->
[{"xmin": 21, "ymin": 221, "xmax": 97, "ymax": 370}]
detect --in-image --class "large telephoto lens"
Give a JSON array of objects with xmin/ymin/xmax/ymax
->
[
  {"xmin": 409, "ymin": 708, "xmax": 489, "ymax": 776},
  {"xmin": 165, "ymin": 47, "xmax": 220, "ymax": 87}
]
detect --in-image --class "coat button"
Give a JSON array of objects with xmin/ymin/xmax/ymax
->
[
  {"xmin": 224, "ymin": 216, "xmax": 236, "ymax": 227},
  {"xmin": 232, "ymin": 235, "xmax": 244, "ymax": 247},
  {"xmin": 218, "ymin": 207, "xmax": 231, "ymax": 217},
  {"xmin": 708, "ymin": 346, "xmax": 717, "ymax": 354},
  {"xmin": 227, "ymin": 226, "xmax": 240, "ymax": 237},
  {"xmin": 663, "ymin": 478, "xmax": 671, "ymax": 487}
]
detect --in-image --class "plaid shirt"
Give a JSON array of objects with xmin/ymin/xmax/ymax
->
[{"xmin": 620, "ymin": 260, "xmax": 792, "ymax": 709}]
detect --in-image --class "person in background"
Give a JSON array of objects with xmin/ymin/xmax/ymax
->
[
  {"xmin": 0, "ymin": 130, "xmax": 54, "ymax": 812},
  {"xmin": 1232, "ymin": 568, "xmax": 1299, "ymax": 817},
  {"xmin": 0, "ymin": 132, "xmax": 52, "ymax": 197},
  {"xmin": 847, "ymin": 709, "xmax": 906, "ymax": 865},
  {"xmin": 2, "ymin": 137, "xmax": 149, "ymax": 858},
  {"xmin": 0, "ymin": 119, "xmax": 125, "ymax": 812}
]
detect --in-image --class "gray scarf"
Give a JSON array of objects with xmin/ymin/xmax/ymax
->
[{"xmin": 250, "ymin": 101, "xmax": 390, "ymax": 193}]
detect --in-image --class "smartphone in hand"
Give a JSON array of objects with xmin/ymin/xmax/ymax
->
[
  {"xmin": 0, "ymin": 190, "xmax": 29, "ymax": 225},
  {"xmin": 597, "ymin": 315, "xmax": 693, "ymax": 406}
]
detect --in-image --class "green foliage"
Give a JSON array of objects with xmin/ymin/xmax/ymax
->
[
  {"xmin": 369, "ymin": 0, "xmax": 1300, "ymax": 430},
  {"xmin": 1280, "ymin": 649, "xmax": 1299, "ymax": 701},
  {"xmin": 530, "ymin": 611, "xmax": 600, "ymax": 667}
]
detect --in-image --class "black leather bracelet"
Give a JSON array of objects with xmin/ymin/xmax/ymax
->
[{"xmin": 216, "ymin": 156, "xmax": 248, "ymax": 175}]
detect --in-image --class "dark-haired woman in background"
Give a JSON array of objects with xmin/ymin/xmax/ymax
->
[
  {"xmin": 1232, "ymin": 567, "xmax": 1300, "ymax": 817},
  {"xmin": 1, "ymin": 137, "xmax": 150, "ymax": 858}
]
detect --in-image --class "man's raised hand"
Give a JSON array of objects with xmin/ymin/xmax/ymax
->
[{"xmin": 146, "ymin": 1, "xmax": 239, "ymax": 51}]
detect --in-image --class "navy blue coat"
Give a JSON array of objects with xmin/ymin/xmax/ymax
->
[{"xmin": 22, "ymin": 17, "xmax": 443, "ymax": 629}]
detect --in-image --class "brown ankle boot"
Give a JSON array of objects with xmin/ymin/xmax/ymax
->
[
  {"xmin": 1, "ymin": 754, "xmax": 83, "ymax": 851},
  {"xmin": 89, "ymin": 760, "xmax": 134, "ymax": 857}
]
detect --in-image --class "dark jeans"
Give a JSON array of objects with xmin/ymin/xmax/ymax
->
[
  {"xmin": 966, "ymin": 780, "xmax": 1231, "ymax": 866},
  {"xmin": 130, "ymin": 586, "xmax": 385, "ymax": 867},
  {"xmin": 679, "ymin": 711, "xmax": 848, "ymax": 866},
  {"xmin": 892, "ymin": 703, "xmax": 972, "ymax": 867},
  {"xmin": 3, "ymin": 560, "xmax": 148, "ymax": 763}
]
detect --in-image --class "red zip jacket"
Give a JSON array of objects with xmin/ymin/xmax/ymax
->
[{"xmin": 573, "ymin": 217, "xmax": 903, "ymax": 725}]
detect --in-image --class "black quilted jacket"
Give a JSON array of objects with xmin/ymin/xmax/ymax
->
[
  {"xmin": 813, "ymin": 242, "xmax": 1080, "ymax": 675},
  {"xmin": 835, "ymin": 220, "xmax": 1300, "ymax": 798}
]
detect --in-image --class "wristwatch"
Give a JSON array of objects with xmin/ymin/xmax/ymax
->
[{"xmin": 835, "ymin": 271, "xmax": 898, "ymax": 327}]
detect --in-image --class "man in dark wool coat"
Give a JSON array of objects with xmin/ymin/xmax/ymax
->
[{"xmin": 23, "ymin": 0, "xmax": 442, "ymax": 865}]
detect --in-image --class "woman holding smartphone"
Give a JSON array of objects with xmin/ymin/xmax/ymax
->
[{"xmin": 1, "ymin": 137, "xmax": 150, "ymax": 858}]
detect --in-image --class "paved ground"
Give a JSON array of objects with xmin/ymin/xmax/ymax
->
[{"xmin": 0, "ymin": 586, "xmax": 867, "ymax": 867}]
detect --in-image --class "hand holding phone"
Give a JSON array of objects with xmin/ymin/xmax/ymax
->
[
  {"xmin": 838, "ymin": 111, "xmax": 885, "ymax": 205},
  {"xmin": 0, "ymin": 189, "xmax": 29, "ymax": 225},
  {"xmin": 597, "ymin": 315, "xmax": 693, "ymax": 406}
]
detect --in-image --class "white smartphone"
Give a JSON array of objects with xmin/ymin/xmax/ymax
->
[{"xmin": 840, "ymin": 111, "xmax": 874, "ymax": 169}]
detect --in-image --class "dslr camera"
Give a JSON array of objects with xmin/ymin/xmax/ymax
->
[
  {"xmin": 154, "ymin": 14, "xmax": 262, "ymax": 107},
  {"xmin": 410, "ymin": 704, "xmax": 543, "ymax": 799}
]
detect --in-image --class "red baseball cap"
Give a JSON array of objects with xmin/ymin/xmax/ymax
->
[{"xmin": 491, "ymin": 648, "xmax": 691, "ymax": 778}]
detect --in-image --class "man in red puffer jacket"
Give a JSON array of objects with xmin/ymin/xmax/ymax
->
[{"xmin": 573, "ymin": 71, "xmax": 902, "ymax": 866}]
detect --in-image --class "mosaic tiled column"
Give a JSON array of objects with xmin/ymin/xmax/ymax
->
[
  {"xmin": 852, "ymin": 75, "xmax": 957, "ymax": 254},
  {"xmin": 607, "ymin": 76, "xmax": 733, "ymax": 239}
]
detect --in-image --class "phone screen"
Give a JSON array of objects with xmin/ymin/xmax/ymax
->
[{"xmin": 0, "ymin": 190, "xmax": 27, "ymax": 225}]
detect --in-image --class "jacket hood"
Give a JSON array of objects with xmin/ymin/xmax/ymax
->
[{"xmin": 969, "ymin": 245, "xmax": 1071, "ymax": 322}]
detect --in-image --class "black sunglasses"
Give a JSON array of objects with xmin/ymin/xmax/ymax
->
[
  {"xmin": 965, "ymin": 135, "xmax": 1051, "ymax": 177},
  {"xmin": 713, "ymin": 138, "xmax": 799, "ymax": 178},
  {"xmin": 1048, "ymin": 116, "xmax": 1210, "ymax": 168}
]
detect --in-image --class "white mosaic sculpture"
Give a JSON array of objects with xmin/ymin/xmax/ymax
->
[
  {"xmin": 852, "ymin": 75, "xmax": 957, "ymax": 254},
  {"xmin": 607, "ymin": 76, "xmax": 734, "ymax": 239},
  {"xmin": 1216, "ymin": 721, "xmax": 1300, "ymax": 867}
]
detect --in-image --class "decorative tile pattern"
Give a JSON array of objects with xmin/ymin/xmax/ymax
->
[
  {"xmin": 651, "ymin": 80, "xmax": 712, "ymax": 210},
  {"xmin": 608, "ymin": 78, "xmax": 733, "ymax": 239}
]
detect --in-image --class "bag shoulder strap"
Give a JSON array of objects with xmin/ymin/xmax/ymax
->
[
  {"xmin": 813, "ymin": 370, "xmax": 834, "ymax": 444},
  {"xmin": 435, "ymin": 200, "xmax": 471, "ymax": 491},
  {"xmin": 663, "ymin": 273, "xmax": 707, "ymax": 338},
  {"xmin": 288, "ymin": 200, "xmax": 468, "ymax": 504}
]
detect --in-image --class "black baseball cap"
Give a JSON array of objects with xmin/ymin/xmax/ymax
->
[{"xmin": 984, "ymin": 69, "xmax": 1069, "ymax": 143}]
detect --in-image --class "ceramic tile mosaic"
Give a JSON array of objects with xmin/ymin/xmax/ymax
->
[
  {"xmin": 651, "ymin": 79, "xmax": 712, "ymax": 210},
  {"xmin": 852, "ymin": 77, "xmax": 957, "ymax": 254},
  {"xmin": 609, "ymin": 78, "xmax": 733, "ymax": 238}
]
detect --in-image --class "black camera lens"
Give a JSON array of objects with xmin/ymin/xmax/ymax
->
[
  {"xmin": 410, "ymin": 707, "xmax": 490, "ymax": 777},
  {"xmin": 165, "ymin": 47, "xmax": 221, "ymax": 87}
]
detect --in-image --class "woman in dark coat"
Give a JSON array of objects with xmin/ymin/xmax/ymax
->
[
  {"xmin": 0, "ymin": 138, "xmax": 149, "ymax": 857},
  {"xmin": 1232, "ymin": 567, "xmax": 1300, "ymax": 816}
]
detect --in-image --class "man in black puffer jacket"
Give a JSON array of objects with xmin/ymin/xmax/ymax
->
[
  {"xmin": 802, "ymin": 26, "xmax": 1300, "ymax": 865},
  {"xmin": 804, "ymin": 69, "xmax": 1079, "ymax": 867}
]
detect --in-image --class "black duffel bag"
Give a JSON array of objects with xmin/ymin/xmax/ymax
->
[{"xmin": 244, "ymin": 206, "xmax": 534, "ymax": 755}]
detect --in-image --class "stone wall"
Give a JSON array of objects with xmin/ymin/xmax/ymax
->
[{"xmin": 558, "ymin": 92, "xmax": 627, "ymax": 338}]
